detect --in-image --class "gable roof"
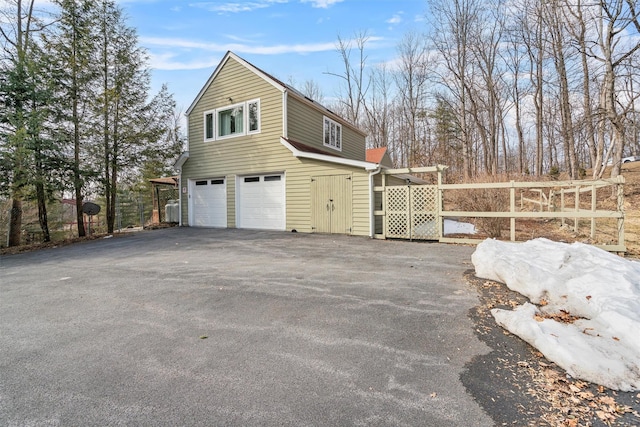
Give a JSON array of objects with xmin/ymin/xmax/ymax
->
[
  {"xmin": 184, "ymin": 51, "xmax": 366, "ymax": 136},
  {"xmin": 185, "ymin": 51, "xmax": 284, "ymax": 116}
]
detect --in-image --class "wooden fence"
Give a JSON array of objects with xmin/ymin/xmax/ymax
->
[{"xmin": 374, "ymin": 167, "xmax": 626, "ymax": 253}]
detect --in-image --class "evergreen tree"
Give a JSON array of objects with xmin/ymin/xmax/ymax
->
[
  {"xmin": 0, "ymin": 0, "xmax": 56, "ymax": 245},
  {"xmin": 44, "ymin": 0, "xmax": 98, "ymax": 238},
  {"xmin": 92, "ymin": 0, "xmax": 181, "ymax": 232}
]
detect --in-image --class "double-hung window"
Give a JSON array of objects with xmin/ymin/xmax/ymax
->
[
  {"xmin": 218, "ymin": 103, "xmax": 244, "ymax": 138},
  {"xmin": 323, "ymin": 116, "xmax": 342, "ymax": 151},
  {"xmin": 203, "ymin": 98, "xmax": 260, "ymax": 142}
]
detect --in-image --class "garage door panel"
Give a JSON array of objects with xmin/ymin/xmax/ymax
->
[
  {"xmin": 238, "ymin": 174, "xmax": 285, "ymax": 230},
  {"xmin": 191, "ymin": 179, "xmax": 227, "ymax": 227}
]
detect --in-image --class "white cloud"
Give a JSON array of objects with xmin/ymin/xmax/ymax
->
[
  {"xmin": 386, "ymin": 14, "xmax": 402, "ymax": 25},
  {"xmin": 300, "ymin": 0, "xmax": 343, "ymax": 8},
  {"xmin": 148, "ymin": 52, "xmax": 220, "ymax": 71},
  {"xmin": 141, "ymin": 36, "xmax": 351, "ymax": 70},
  {"xmin": 142, "ymin": 34, "xmax": 386, "ymax": 70},
  {"xmin": 189, "ymin": 0, "xmax": 288, "ymax": 13}
]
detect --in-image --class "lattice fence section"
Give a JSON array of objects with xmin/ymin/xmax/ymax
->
[
  {"xmin": 411, "ymin": 186, "xmax": 438, "ymax": 239},
  {"xmin": 385, "ymin": 185, "xmax": 439, "ymax": 240},
  {"xmin": 386, "ymin": 186, "xmax": 409, "ymax": 238}
]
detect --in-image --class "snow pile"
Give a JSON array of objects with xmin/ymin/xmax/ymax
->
[{"xmin": 472, "ymin": 238, "xmax": 640, "ymax": 391}]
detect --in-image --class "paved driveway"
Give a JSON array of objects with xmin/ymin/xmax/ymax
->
[{"xmin": 1, "ymin": 228, "xmax": 492, "ymax": 426}]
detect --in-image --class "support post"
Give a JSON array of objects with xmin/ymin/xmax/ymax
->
[
  {"xmin": 510, "ymin": 181, "xmax": 516, "ymax": 241},
  {"xmin": 591, "ymin": 184, "xmax": 596, "ymax": 239}
]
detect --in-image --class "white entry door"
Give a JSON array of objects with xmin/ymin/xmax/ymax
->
[
  {"xmin": 190, "ymin": 178, "xmax": 227, "ymax": 227},
  {"xmin": 237, "ymin": 174, "xmax": 285, "ymax": 230}
]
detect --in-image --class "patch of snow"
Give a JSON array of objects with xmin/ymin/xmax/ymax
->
[
  {"xmin": 471, "ymin": 238, "xmax": 640, "ymax": 391},
  {"xmin": 443, "ymin": 219, "xmax": 476, "ymax": 235}
]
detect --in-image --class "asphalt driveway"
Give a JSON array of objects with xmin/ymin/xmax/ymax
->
[{"xmin": 0, "ymin": 228, "xmax": 493, "ymax": 426}]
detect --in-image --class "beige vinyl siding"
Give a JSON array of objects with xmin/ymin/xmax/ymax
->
[
  {"xmin": 284, "ymin": 158, "xmax": 371, "ymax": 236},
  {"xmin": 181, "ymin": 56, "xmax": 285, "ymax": 225},
  {"xmin": 181, "ymin": 54, "xmax": 372, "ymax": 236},
  {"xmin": 287, "ymin": 95, "xmax": 366, "ymax": 162}
]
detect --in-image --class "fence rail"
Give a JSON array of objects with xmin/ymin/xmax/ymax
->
[{"xmin": 374, "ymin": 169, "xmax": 626, "ymax": 253}]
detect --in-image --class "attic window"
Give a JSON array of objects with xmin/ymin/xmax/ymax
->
[{"xmin": 323, "ymin": 116, "xmax": 342, "ymax": 151}]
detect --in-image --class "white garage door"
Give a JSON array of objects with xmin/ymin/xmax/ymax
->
[
  {"xmin": 190, "ymin": 178, "xmax": 227, "ymax": 227},
  {"xmin": 237, "ymin": 174, "xmax": 285, "ymax": 230}
]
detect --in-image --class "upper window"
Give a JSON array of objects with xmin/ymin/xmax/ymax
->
[
  {"xmin": 323, "ymin": 116, "xmax": 342, "ymax": 151},
  {"xmin": 204, "ymin": 112, "xmax": 214, "ymax": 141},
  {"xmin": 203, "ymin": 98, "xmax": 260, "ymax": 142},
  {"xmin": 218, "ymin": 103, "xmax": 244, "ymax": 138},
  {"xmin": 248, "ymin": 100, "xmax": 260, "ymax": 133}
]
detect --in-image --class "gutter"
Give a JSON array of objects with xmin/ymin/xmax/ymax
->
[{"xmin": 280, "ymin": 138, "xmax": 379, "ymax": 171}]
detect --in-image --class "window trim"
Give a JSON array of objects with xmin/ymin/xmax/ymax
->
[
  {"xmin": 204, "ymin": 111, "xmax": 215, "ymax": 142},
  {"xmin": 203, "ymin": 98, "xmax": 261, "ymax": 142},
  {"xmin": 323, "ymin": 116, "xmax": 342, "ymax": 152},
  {"xmin": 247, "ymin": 98, "xmax": 260, "ymax": 135},
  {"xmin": 216, "ymin": 101, "xmax": 245, "ymax": 140}
]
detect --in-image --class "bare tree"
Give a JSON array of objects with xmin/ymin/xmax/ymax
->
[
  {"xmin": 592, "ymin": 0, "xmax": 640, "ymax": 178},
  {"xmin": 363, "ymin": 62, "xmax": 392, "ymax": 150},
  {"xmin": 394, "ymin": 31, "xmax": 431, "ymax": 167},
  {"xmin": 428, "ymin": 0, "xmax": 481, "ymax": 180},
  {"xmin": 326, "ymin": 31, "xmax": 371, "ymax": 126}
]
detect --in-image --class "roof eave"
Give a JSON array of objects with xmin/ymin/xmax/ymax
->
[
  {"xmin": 174, "ymin": 151, "xmax": 190, "ymax": 171},
  {"xmin": 280, "ymin": 137, "xmax": 378, "ymax": 171}
]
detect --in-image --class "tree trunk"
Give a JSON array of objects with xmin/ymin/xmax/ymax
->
[
  {"xmin": 36, "ymin": 181, "xmax": 50, "ymax": 242},
  {"xmin": 8, "ymin": 198, "xmax": 23, "ymax": 246}
]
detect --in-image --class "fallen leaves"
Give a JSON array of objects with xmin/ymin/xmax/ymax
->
[
  {"xmin": 467, "ymin": 273, "xmax": 640, "ymax": 426},
  {"xmin": 538, "ymin": 309, "xmax": 584, "ymax": 324},
  {"xmin": 527, "ymin": 361, "xmax": 639, "ymax": 426}
]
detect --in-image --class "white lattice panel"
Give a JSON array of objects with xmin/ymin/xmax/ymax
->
[
  {"xmin": 385, "ymin": 185, "xmax": 439, "ymax": 240},
  {"xmin": 411, "ymin": 186, "xmax": 438, "ymax": 239},
  {"xmin": 386, "ymin": 187, "xmax": 409, "ymax": 238}
]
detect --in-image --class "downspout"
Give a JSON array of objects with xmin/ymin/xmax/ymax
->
[
  {"xmin": 178, "ymin": 174, "xmax": 183, "ymax": 226},
  {"xmin": 369, "ymin": 166, "xmax": 382, "ymax": 238},
  {"xmin": 174, "ymin": 151, "xmax": 189, "ymax": 226}
]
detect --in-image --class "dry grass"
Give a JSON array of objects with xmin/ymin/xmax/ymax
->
[{"xmin": 443, "ymin": 164, "xmax": 640, "ymax": 257}]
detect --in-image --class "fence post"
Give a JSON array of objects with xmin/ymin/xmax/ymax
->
[
  {"xmin": 437, "ymin": 168, "xmax": 443, "ymax": 239},
  {"xmin": 591, "ymin": 184, "xmax": 596, "ymax": 239},
  {"xmin": 574, "ymin": 185, "xmax": 580, "ymax": 234},
  {"xmin": 510, "ymin": 181, "xmax": 516, "ymax": 241},
  {"xmin": 561, "ymin": 189, "xmax": 565, "ymax": 227},
  {"xmin": 382, "ymin": 173, "xmax": 387, "ymax": 239},
  {"xmin": 617, "ymin": 176, "xmax": 625, "ymax": 251}
]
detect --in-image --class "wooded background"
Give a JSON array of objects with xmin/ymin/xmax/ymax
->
[{"xmin": 2, "ymin": 0, "xmax": 639, "ymax": 246}]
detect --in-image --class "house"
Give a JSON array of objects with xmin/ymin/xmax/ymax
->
[{"xmin": 175, "ymin": 51, "xmax": 403, "ymax": 236}]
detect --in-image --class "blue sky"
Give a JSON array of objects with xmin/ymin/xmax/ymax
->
[{"xmin": 119, "ymin": 0, "xmax": 430, "ymax": 113}]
